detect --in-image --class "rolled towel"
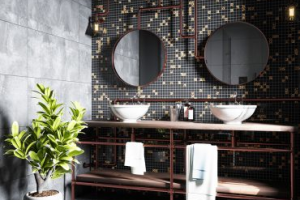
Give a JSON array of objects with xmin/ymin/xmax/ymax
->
[{"xmin": 124, "ymin": 142, "xmax": 146, "ymax": 175}]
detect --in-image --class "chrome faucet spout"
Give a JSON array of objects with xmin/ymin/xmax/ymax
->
[
  {"xmin": 233, "ymin": 92, "xmax": 238, "ymax": 104},
  {"xmin": 132, "ymin": 92, "xmax": 144, "ymax": 104}
]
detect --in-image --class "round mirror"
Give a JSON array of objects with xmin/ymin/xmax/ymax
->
[
  {"xmin": 204, "ymin": 22, "xmax": 269, "ymax": 85},
  {"xmin": 112, "ymin": 30, "xmax": 166, "ymax": 87}
]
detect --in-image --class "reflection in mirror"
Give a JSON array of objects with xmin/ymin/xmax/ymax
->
[
  {"xmin": 204, "ymin": 22, "xmax": 269, "ymax": 85},
  {"xmin": 113, "ymin": 30, "xmax": 166, "ymax": 87}
]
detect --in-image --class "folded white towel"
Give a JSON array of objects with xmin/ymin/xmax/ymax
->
[
  {"xmin": 124, "ymin": 142, "xmax": 146, "ymax": 175},
  {"xmin": 191, "ymin": 144, "xmax": 211, "ymax": 180},
  {"xmin": 186, "ymin": 144, "xmax": 218, "ymax": 200}
]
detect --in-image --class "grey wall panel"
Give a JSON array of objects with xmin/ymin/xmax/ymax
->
[
  {"xmin": 0, "ymin": 75, "xmax": 28, "ymax": 128},
  {"xmin": 28, "ymin": 29, "xmax": 67, "ymax": 80},
  {"xmin": 73, "ymin": 0, "xmax": 91, "ymax": 9},
  {"xmin": 79, "ymin": 44, "xmax": 92, "ymax": 83},
  {"xmin": 0, "ymin": 21, "xmax": 27, "ymax": 76},
  {"xmin": 28, "ymin": 0, "xmax": 80, "ymax": 42},
  {"xmin": 0, "ymin": 0, "xmax": 28, "ymax": 26},
  {"xmin": 0, "ymin": 0, "xmax": 91, "ymax": 199},
  {"xmin": 65, "ymin": 40, "xmax": 80, "ymax": 81},
  {"xmin": 80, "ymin": 83, "xmax": 92, "ymax": 120}
]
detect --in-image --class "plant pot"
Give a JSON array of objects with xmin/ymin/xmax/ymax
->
[{"xmin": 23, "ymin": 191, "xmax": 63, "ymax": 200}]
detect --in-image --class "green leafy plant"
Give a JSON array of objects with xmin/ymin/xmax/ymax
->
[{"xmin": 5, "ymin": 84, "xmax": 87, "ymax": 194}]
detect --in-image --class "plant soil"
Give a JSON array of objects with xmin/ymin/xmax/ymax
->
[{"xmin": 30, "ymin": 190, "xmax": 59, "ymax": 197}]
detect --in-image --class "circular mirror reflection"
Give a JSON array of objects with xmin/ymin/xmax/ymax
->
[
  {"xmin": 204, "ymin": 22, "xmax": 269, "ymax": 85},
  {"xmin": 113, "ymin": 30, "xmax": 166, "ymax": 87}
]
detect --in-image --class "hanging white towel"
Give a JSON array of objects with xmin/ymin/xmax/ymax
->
[
  {"xmin": 124, "ymin": 142, "xmax": 146, "ymax": 175},
  {"xmin": 191, "ymin": 144, "xmax": 211, "ymax": 180},
  {"xmin": 186, "ymin": 144, "xmax": 218, "ymax": 200}
]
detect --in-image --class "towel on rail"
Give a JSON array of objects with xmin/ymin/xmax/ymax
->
[
  {"xmin": 186, "ymin": 144, "xmax": 218, "ymax": 200},
  {"xmin": 124, "ymin": 142, "xmax": 146, "ymax": 175},
  {"xmin": 191, "ymin": 144, "xmax": 211, "ymax": 180}
]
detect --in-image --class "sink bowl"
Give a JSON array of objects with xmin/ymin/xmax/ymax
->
[
  {"xmin": 210, "ymin": 105, "xmax": 257, "ymax": 124},
  {"xmin": 109, "ymin": 104, "xmax": 150, "ymax": 122}
]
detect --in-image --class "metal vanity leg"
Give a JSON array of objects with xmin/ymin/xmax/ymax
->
[
  {"xmin": 169, "ymin": 129, "xmax": 174, "ymax": 200},
  {"xmin": 131, "ymin": 128, "xmax": 135, "ymax": 141},
  {"xmin": 231, "ymin": 131, "xmax": 237, "ymax": 166},
  {"xmin": 290, "ymin": 131, "xmax": 294, "ymax": 200},
  {"xmin": 95, "ymin": 128, "xmax": 99, "ymax": 169},
  {"xmin": 71, "ymin": 182, "xmax": 75, "ymax": 200}
]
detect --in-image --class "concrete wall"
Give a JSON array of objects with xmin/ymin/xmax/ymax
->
[{"xmin": 0, "ymin": 0, "xmax": 91, "ymax": 199}]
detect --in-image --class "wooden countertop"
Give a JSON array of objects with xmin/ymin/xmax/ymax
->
[{"xmin": 85, "ymin": 120, "xmax": 297, "ymax": 132}]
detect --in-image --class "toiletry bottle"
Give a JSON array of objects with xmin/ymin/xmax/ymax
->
[
  {"xmin": 183, "ymin": 100, "xmax": 190, "ymax": 121},
  {"xmin": 188, "ymin": 103, "xmax": 195, "ymax": 121}
]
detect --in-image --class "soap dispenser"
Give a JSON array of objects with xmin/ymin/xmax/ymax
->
[
  {"xmin": 183, "ymin": 100, "xmax": 190, "ymax": 121},
  {"xmin": 188, "ymin": 103, "xmax": 195, "ymax": 121}
]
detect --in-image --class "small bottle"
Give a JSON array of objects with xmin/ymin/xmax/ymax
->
[
  {"xmin": 188, "ymin": 103, "xmax": 195, "ymax": 121},
  {"xmin": 183, "ymin": 100, "xmax": 190, "ymax": 121}
]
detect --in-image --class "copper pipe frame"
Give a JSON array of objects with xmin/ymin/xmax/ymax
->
[
  {"xmin": 73, "ymin": 129, "xmax": 294, "ymax": 200},
  {"xmin": 94, "ymin": 0, "xmax": 109, "ymax": 17},
  {"xmin": 174, "ymin": 190, "xmax": 292, "ymax": 200},
  {"xmin": 95, "ymin": 136, "xmax": 290, "ymax": 147},
  {"xmin": 78, "ymin": 141, "xmax": 291, "ymax": 153},
  {"xmin": 97, "ymin": 127, "xmax": 118, "ymax": 167},
  {"xmin": 73, "ymin": 181, "xmax": 291, "ymax": 200},
  {"xmin": 99, "ymin": 127, "xmax": 118, "ymax": 167},
  {"xmin": 114, "ymin": 97, "xmax": 300, "ymax": 103},
  {"xmin": 95, "ymin": 128, "xmax": 99, "ymax": 169},
  {"xmin": 137, "ymin": 0, "xmax": 203, "ymax": 60},
  {"xmin": 169, "ymin": 129, "xmax": 174, "ymax": 200},
  {"xmin": 290, "ymin": 131, "xmax": 294, "ymax": 200},
  {"xmin": 92, "ymin": 0, "xmax": 109, "ymax": 33}
]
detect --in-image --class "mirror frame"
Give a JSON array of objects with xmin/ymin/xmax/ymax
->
[
  {"xmin": 204, "ymin": 21, "xmax": 269, "ymax": 85},
  {"xmin": 112, "ymin": 29, "xmax": 167, "ymax": 87}
]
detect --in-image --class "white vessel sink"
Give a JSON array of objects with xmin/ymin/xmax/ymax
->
[
  {"xmin": 109, "ymin": 104, "xmax": 150, "ymax": 122},
  {"xmin": 210, "ymin": 105, "xmax": 257, "ymax": 124}
]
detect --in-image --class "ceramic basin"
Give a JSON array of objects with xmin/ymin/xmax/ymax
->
[
  {"xmin": 210, "ymin": 105, "xmax": 257, "ymax": 124},
  {"xmin": 109, "ymin": 104, "xmax": 150, "ymax": 122}
]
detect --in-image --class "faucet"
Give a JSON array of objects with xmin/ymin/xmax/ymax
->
[
  {"xmin": 131, "ymin": 92, "xmax": 144, "ymax": 104},
  {"xmin": 233, "ymin": 92, "xmax": 238, "ymax": 104},
  {"xmin": 232, "ymin": 92, "xmax": 243, "ymax": 105}
]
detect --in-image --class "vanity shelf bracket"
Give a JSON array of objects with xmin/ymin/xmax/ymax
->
[
  {"xmin": 290, "ymin": 131, "xmax": 294, "ymax": 200},
  {"xmin": 137, "ymin": 0, "xmax": 204, "ymax": 60}
]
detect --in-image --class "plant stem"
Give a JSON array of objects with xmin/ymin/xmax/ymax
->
[{"xmin": 34, "ymin": 171, "xmax": 52, "ymax": 194}]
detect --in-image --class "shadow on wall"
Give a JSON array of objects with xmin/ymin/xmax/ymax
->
[{"xmin": 0, "ymin": 106, "xmax": 28, "ymax": 200}]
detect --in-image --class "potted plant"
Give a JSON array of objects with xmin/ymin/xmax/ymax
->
[{"xmin": 4, "ymin": 84, "xmax": 87, "ymax": 200}]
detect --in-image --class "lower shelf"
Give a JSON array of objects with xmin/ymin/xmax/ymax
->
[{"xmin": 75, "ymin": 168, "xmax": 289, "ymax": 199}]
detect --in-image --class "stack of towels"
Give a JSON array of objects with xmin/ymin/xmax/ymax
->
[
  {"xmin": 186, "ymin": 144, "xmax": 218, "ymax": 200},
  {"xmin": 124, "ymin": 142, "xmax": 146, "ymax": 175}
]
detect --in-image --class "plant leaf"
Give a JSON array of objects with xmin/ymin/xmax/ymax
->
[
  {"xmin": 25, "ymin": 141, "xmax": 36, "ymax": 155},
  {"xmin": 11, "ymin": 122, "xmax": 19, "ymax": 137},
  {"xmin": 52, "ymin": 116, "xmax": 61, "ymax": 131},
  {"xmin": 68, "ymin": 149, "xmax": 84, "ymax": 157},
  {"xmin": 67, "ymin": 120, "xmax": 76, "ymax": 131},
  {"xmin": 59, "ymin": 163, "xmax": 70, "ymax": 170},
  {"xmin": 29, "ymin": 151, "xmax": 39, "ymax": 162}
]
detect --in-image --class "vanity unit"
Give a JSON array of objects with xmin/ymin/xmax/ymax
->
[{"xmin": 72, "ymin": 121, "xmax": 296, "ymax": 200}]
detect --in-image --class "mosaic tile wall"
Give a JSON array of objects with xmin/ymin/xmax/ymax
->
[{"xmin": 92, "ymin": 0, "xmax": 300, "ymax": 199}]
